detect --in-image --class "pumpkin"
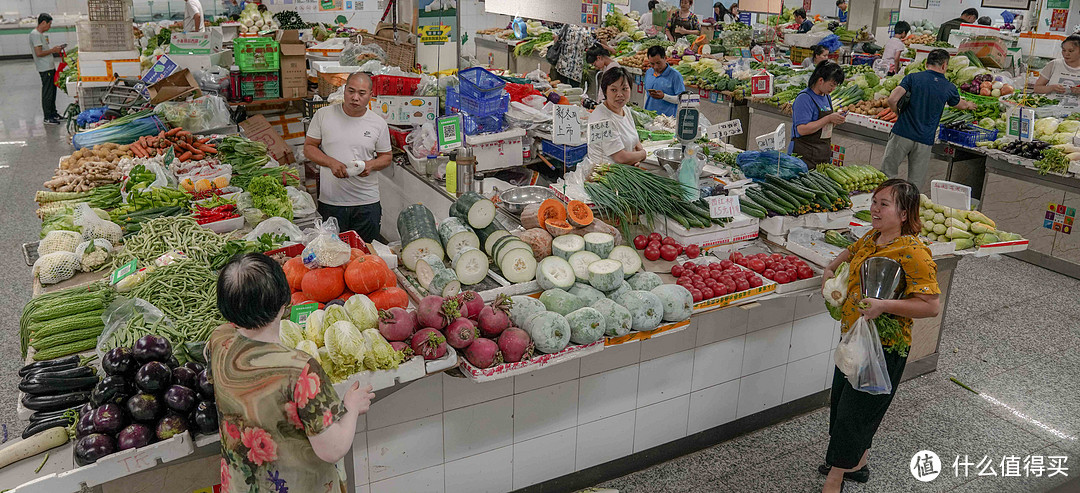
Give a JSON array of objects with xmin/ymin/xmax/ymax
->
[
  {"xmin": 567, "ymin": 200, "xmax": 594, "ymax": 227},
  {"xmin": 301, "ymin": 266, "xmax": 346, "ymax": 303},
  {"xmin": 544, "ymin": 218, "xmax": 575, "ymax": 237},
  {"xmin": 345, "ymin": 255, "xmax": 395, "ymax": 294},
  {"xmin": 283, "ymin": 257, "xmax": 308, "ymax": 291},
  {"xmin": 368, "ymin": 287, "xmax": 409, "ymax": 310},
  {"xmin": 339, "ymin": 291, "xmax": 355, "ymax": 301},
  {"xmin": 349, "ymin": 248, "xmax": 366, "ymax": 262},
  {"xmin": 290, "ymin": 292, "xmax": 313, "ymax": 305}
]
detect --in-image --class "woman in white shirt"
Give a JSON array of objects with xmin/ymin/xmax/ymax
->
[
  {"xmin": 1034, "ymin": 35, "xmax": 1080, "ymax": 97},
  {"xmin": 880, "ymin": 21, "xmax": 909, "ymax": 75},
  {"xmin": 587, "ymin": 67, "xmax": 647, "ymax": 166}
]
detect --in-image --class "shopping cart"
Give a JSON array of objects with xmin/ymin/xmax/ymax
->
[{"xmin": 98, "ymin": 75, "xmax": 153, "ymax": 116}]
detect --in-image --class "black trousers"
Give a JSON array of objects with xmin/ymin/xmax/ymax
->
[
  {"xmin": 825, "ymin": 347, "xmax": 907, "ymax": 469},
  {"xmin": 40, "ymin": 70, "xmax": 59, "ymax": 120},
  {"xmin": 317, "ymin": 201, "xmax": 382, "ymax": 243}
]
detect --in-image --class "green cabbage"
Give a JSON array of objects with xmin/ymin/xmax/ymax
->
[
  {"xmin": 344, "ymin": 294, "xmax": 379, "ymax": 330},
  {"xmin": 362, "ymin": 328, "xmax": 404, "ymax": 371},
  {"xmin": 863, "ymin": 72, "xmax": 879, "ymax": 88},
  {"xmin": 280, "ymin": 320, "xmax": 304, "ymax": 348}
]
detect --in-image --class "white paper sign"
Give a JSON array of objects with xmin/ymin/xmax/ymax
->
[
  {"xmin": 701, "ymin": 164, "xmax": 727, "ymax": 176},
  {"xmin": 552, "ymin": 105, "xmax": 582, "ymax": 145},
  {"xmin": 707, "ymin": 195, "xmax": 740, "ymax": 218},
  {"xmin": 588, "ymin": 120, "xmax": 616, "ymax": 146},
  {"xmin": 710, "ymin": 119, "xmax": 743, "ymax": 140},
  {"xmin": 930, "ymin": 180, "xmax": 972, "ymax": 211},
  {"xmin": 755, "ymin": 124, "xmax": 786, "ymax": 151}
]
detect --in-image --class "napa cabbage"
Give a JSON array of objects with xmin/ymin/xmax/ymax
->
[
  {"xmin": 280, "ymin": 320, "xmax": 304, "ymax": 349},
  {"xmin": 344, "ymin": 294, "xmax": 379, "ymax": 330},
  {"xmin": 304, "ymin": 309, "xmax": 327, "ymax": 347}
]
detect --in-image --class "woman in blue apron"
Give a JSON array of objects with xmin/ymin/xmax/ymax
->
[{"xmin": 790, "ymin": 61, "xmax": 847, "ymax": 169}]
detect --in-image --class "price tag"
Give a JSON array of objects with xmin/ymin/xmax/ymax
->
[
  {"xmin": 701, "ymin": 164, "xmax": 727, "ymax": 176},
  {"xmin": 552, "ymin": 105, "xmax": 583, "ymax": 145},
  {"xmin": 110, "ymin": 259, "xmax": 137, "ymax": 285},
  {"xmin": 290, "ymin": 302, "xmax": 320, "ymax": 327},
  {"xmin": 437, "ymin": 115, "xmax": 463, "ymax": 152},
  {"xmin": 930, "ymin": 180, "xmax": 972, "ymax": 211},
  {"xmin": 588, "ymin": 120, "xmax": 616, "ymax": 146},
  {"xmin": 709, "ymin": 119, "xmax": 743, "ymax": 140},
  {"xmin": 707, "ymin": 195, "xmax": 740, "ymax": 218}
]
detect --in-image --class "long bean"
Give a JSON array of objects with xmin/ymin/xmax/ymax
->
[{"xmin": 109, "ymin": 216, "xmax": 230, "ymax": 270}]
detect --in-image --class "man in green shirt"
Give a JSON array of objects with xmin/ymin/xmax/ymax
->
[
  {"xmin": 937, "ymin": 8, "xmax": 978, "ymax": 43},
  {"xmin": 29, "ymin": 13, "xmax": 65, "ymax": 125}
]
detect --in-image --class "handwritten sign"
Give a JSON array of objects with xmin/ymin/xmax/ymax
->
[
  {"xmin": 709, "ymin": 119, "xmax": 743, "ymax": 140},
  {"xmin": 552, "ymin": 105, "xmax": 582, "ymax": 145},
  {"xmin": 930, "ymin": 180, "xmax": 971, "ymax": 211},
  {"xmin": 707, "ymin": 195, "xmax": 740, "ymax": 218},
  {"xmin": 588, "ymin": 120, "xmax": 616, "ymax": 146},
  {"xmin": 755, "ymin": 123, "xmax": 786, "ymax": 151}
]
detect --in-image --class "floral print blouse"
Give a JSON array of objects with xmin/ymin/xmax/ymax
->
[
  {"xmin": 209, "ymin": 324, "xmax": 348, "ymax": 493},
  {"xmin": 839, "ymin": 230, "xmax": 940, "ymax": 349},
  {"xmin": 667, "ymin": 11, "xmax": 700, "ymax": 39}
]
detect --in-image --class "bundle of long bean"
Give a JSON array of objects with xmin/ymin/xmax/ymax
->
[
  {"xmin": 108, "ymin": 216, "xmax": 230, "ymax": 270},
  {"xmin": 584, "ymin": 163, "xmax": 701, "ymax": 239}
]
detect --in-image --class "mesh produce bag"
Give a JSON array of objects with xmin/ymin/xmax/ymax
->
[
  {"xmin": 33, "ymin": 251, "xmax": 82, "ymax": 285},
  {"xmin": 73, "ymin": 203, "xmax": 123, "ymax": 244},
  {"xmin": 75, "ymin": 239, "xmax": 114, "ymax": 271},
  {"xmin": 38, "ymin": 230, "xmax": 83, "ymax": 256}
]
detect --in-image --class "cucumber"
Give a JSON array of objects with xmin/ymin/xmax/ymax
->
[
  {"xmin": 582, "ymin": 232, "xmax": 615, "ymax": 258},
  {"xmin": 397, "ymin": 204, "xmax": 445, "ymax": 271},
  {"xmin": 536, "ymin": 256, "xmax": 576, "ymax": 290},
  {"xmin": 551, "ymin": 234, "xmax": 585, "ymax": 260},
  {"xmin": 499, "ymin": 247, "xmax": 538, "ymax": 283},
  {"xmin": 764, "ymin": 181, "xmax": 807, "ymax": 207},
  {"xmin": 739, "ymin": 196, "xmax": 767, "ymax": 218},
  {"xmin": 438, "ymin": 217, "xmax": 480, "ymax": 260},
  {"xmin": 451, "ymin": 246, "xmax": 489, "ymax": 285},
  {"xmin": 606, "ymin": 245, "xmax": 642, "ymax": 277},
  {"xmin": 765, "ymin": 175, "xmax": 814, "ymax": 201},
  {"xmin": 588, "ymin": 259, "xmax": 624, "ymax": 292},
  {"xmin": 450, "ymin": 191, "xmax": 496, "ymax": 229},
  {"xmin": 762, "ymin": 189, "xmax": 797, "ymax": 214},
  {"xmin": 568, "ymin": 250, "xmax": 601, "ymax": 281},
  {"xmin": 747, "ymin": 188, "xmax": 789, "ymax": 215}
]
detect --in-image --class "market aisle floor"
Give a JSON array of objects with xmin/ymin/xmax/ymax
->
[
  {"xmin": 0, "ymin": 59, "xmax": 76, "ymax": 439},
  {"xmin": 597, "ymin": 251, "xmax": 1080, "ymax": 492}
]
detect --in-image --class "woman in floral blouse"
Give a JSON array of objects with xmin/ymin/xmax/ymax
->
[
  {"xmin": 666, "ymin": 0, "xmax": 701, "ymax": 41},
  {"xmin": 819, "ymin": 179, "xmax": 940, "ymax": 493},
  {"xmin": 210, "ymin": 253, "xmax": 375, "ymax": 493}
]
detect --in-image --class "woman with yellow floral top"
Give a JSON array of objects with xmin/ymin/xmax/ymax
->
[{"xmin": 818, "ymin": 179, "xmax": 941, "ymax": 493}]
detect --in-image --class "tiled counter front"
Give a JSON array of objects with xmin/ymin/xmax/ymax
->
[{"xmin": 349, "ymin": 292, "xmax": 841, "ymax": 493}]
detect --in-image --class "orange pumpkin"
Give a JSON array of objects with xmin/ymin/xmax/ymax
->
[
  {"xmin": 291, "ymin": 292, "xmax": 313, "ymax": 305},
  {"xmin": 283, "ymin": 257, "xmax": 308, "ymax": 291},
  {"xmin": 301, "ymin": 267, "xmax": 346, "ymax": 303},
  {"xmin": 344, "ymin": 255, "xmax": 394, "ymax": 294},
  {"xmin": 339, "ymin": 291, "xmax": 355, "ymax": 301},
  {"xmin": 349, "ymin": 248, "xmax": 366, "ymax": 262},
  {"xmin": 368, "ymin": 287, "xmax": 409, "ymax": 310}
]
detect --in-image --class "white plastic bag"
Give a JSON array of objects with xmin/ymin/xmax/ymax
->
[
  {"xmin": 153, "ymin": 95, "xmax": 232, "ymax": 133},
  {"xmin": 300, "ymin": 217, "xmax": 352, "ymax": 268},
  {"xmin": 834, "ymin": 317, "xmax": 893, "ymax": 395},
  {"xmin": 405, "ymin": 123, "xmax": 439, "ymax": 157},
  {"xmin": 244, "ymin": 216, "xmax": 305, "ymax": 244},
  {"xmin": 287, "ymin": 186, "xmax": 318, "ymax": 218}
]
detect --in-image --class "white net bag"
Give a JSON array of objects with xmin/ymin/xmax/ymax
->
[
  {"xmin": 33, "ymin": 251, "xmax": 82, "ymax": 285},
  {"xmin": 38, "ymin": 230, "xmax": 83, "ymax": 256},
  {"xmin": 75, "ymin": 239, "xmax": 114, "ymax": 272},
  {"xmin": 73, "ymin": 203, "xmax": 123, "ymax": 244}
]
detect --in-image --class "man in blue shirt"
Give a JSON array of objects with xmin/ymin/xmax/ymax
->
[
  {"xmin": 836, "ymin": 0, "xmax": 848, "ymax": 22},
  {"xmin": 794, "ymin": 9, "xmax": 813, "ymax": 33},
  {"xmin": 644, "ymin": 45, "xmax": 686, "ymax": 117},
  {"xmin": 882, "ymin": 49, "xmax": 975, "ymax": 190}
]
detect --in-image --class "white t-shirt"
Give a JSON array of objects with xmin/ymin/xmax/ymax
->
[
  {"xmin": 306, "ymin": 105, "xmax": 392, "ymax": 207},
  {"xmin": 184, "ymin": 0, "xmax": 204, "ymax": 32},
  {"xmin": 587, "ymin": 103, "xmax": 640, "ymax": 166},
  {"xmin": 1043, "ymin": 58, "xmax": 1080, "ymax": 108},
  {"xmin": 881, "ymin": 37, "xmax": 906, "ymax": 72},
  {"xmin": 28, "ymin": 30, "xmax": 53, "ymax": 73}
]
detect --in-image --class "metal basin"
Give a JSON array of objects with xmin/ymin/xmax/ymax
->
[
  {"xmin": 860, "ymin": 257, "xmax": 906, "ymax": 300},
  {"xmin": 499, "ymin": 186, "xmax": 555, "ymax": 215},
  {"xmin": 654, "ymin": 147, "xmax": 683, "ymax": 169}
]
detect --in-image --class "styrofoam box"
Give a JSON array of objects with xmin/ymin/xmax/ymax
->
[
  {"xmin": 786, "ymin": 32, "xmax": 829, "ymax": 48},
  {"xmin": 849, "ymin": 193, "xmax": 872, "ymax": 211},
  {"xmin": 773, "ymin": 259, "xmax": 823, "ymax": 295},
  {"xmin": 802, "ymin": 210, "xmax": 854, "ymax": 229},
  {"xmin": 647, "ymin": 211, "xmax": 760, "ymax": 251},
  {"xmin": 467, "ymin": 128, "xmax": 526, "ymax": 172},
  {"xmin": 200, "ymin": 215, "xmax": 244, "ymax": 234},
  {"xmin": 77, "ymin": 50, "xmax": 141, "ymax": 82},
  {"xmin": 759, "ymin": 214, "xmax": 804, "ymax": 237}
]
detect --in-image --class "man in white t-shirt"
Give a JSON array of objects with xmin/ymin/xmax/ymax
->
[
  {"xmin": 29, "ymin": 13, "xmax": 65, "ymax": 124},
  {"xmin": 304, "ymin": 72, "xmax": 393, "ymax": 241},
  {"xmin": 184, "ymin": 0, "xmax": 204, "ymax": 32}
]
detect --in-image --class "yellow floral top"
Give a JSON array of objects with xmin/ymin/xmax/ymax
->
[{"xmin": 839, "ymin": 230, "xmax": 940, "ymax": 349}]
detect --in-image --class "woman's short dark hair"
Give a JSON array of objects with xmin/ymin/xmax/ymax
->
[
  {"xmin": 811, "ymin": 44, "xmax": 827, "ymax": 57},
  {"xmin": 808, "ymin": 61, "xmax": 844, "ymax": 88},
  {"xmin": 648, "ymin": 0, "xmax": 659, "ymax": 10},
  {"xmin": 926, "ymin": 49, "xmax": 950, "ymax": 68},
  {"xmin": 976, "ymin": 16, "xmax": 992, "ymax": 25},
  {"xmin": 794, "ymin": 8, "xmax": 806, "ymax": 19},
  {"xmin": 586, "ymin": 45, "xmax": 609, "ymax": 65},
  {"xmin": 217, "ymin": 253, "xmax": 291, "ymax": 330},
  {"xmin": 961, "ymin": 7, "xmax": 978, "ymax": 17},
  {"xmin": 37, "ymin": 13, "xmax": 52, "ymax": 24},
  {"xmin": 1063, "ymin": 35, "xmax": 1080, "ymax": 49},
  {"xmin": 894, "ymin": 21, "xmax": 910, "ymax": 36},
  {"xmin": 601, "ymin": 67, "xmax": 632, "ymax": 94},
  {"xmin": 874, "ymin": 179, "xmax": 922, "ymax": 236},
  {"xmin": 647, "ymin": 45, "xmax": 667, "ymax": 59}
]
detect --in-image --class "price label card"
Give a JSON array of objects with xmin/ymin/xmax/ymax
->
[
  {"xmin": 930, "ymin": 180, "xmax": 972, "ymax": 211},
  {"xmin": 709, "ymin": 119, "xmax": 743, "ymax": 140},
  {"xmin": 756, "ymin": 134, "xmax": 777, "ymax": 150},
  {"xmin": 707, "ymin": 195, "xmax": 740, "ymax": 218},
  {"xmin": 437, "ymin": 115, "xmax": 463, "ymax": 152},
  {"xmin": 290, "ymin": 302, "xmax": 320, "ymax": 327},
  {"xmin": 552, "ymin": 105, "xmax": 583, "ymax": 145},
  {"xmin": 588, "ymin": 120, "xmax": 616, "ymax": 146},
  {"xmin": 701, "ymin": 164, "xmax": 727, "ymax": 176},
  {"xmin": 111, "ymin": 259, "xmax": 137, "ymax": 285}
]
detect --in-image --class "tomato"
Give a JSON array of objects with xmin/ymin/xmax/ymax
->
[
  {"xmin": 694, "ymin": 282, "xmax": 707, "ymax": 290},
  {"xmin": 757, "ymin": 253, "xmax": 770, "ymax": 260},
  {"xmin": 644, "ymin": 247, "xmax": 661, "ymax": 261},
  {"xmin": 671, "ymin": 265, "xmax": 685, "ymax": 277},
  {"xmin": 774, "ymin": 271, "xmax": 791, "ymax": 284},
  {"xmin": 797, "ymin": 266, "xmax": 813, "ymax": 280},
  {"xmin": 660, "ymin": 244, "xmax": 679, "ymax": 261},
  {"xmin": 714, "ymin": 284, "xmax": 728, "ymax": 296},
  {"xmin": 785, "ymin": 255, "xmax": 800, "ymax": 263},
  {"xmin": 718, "ymin": 275, "xmax": 733, "ymax": 284},
  {"xmin": 748, "ymin": 258, "xmax": 766, "ymax": 273},
  {"xmin": 681, "ymin": 261, "xmax": 696, "ymax": 269},
  {"xmin": 690, "ymin": 274, "xmax": 703, "ymax": 283},
  {"xmin": 765, "ymin": 260, "xmax": 776, "ymax": 271},
  {"xmin": 787, "ymin": 269, "xmax": 798, "ymax": 280},
  {"xmin": 648, "ymin": 232, "xmax": 663, "ymax": 243},
  {"xmin": 701, "ymin": 287, "xmax": 714, "ymax": 299},
  {"xmin": 685, "ymin": 244, "xmax": 700, "ymax": 258},
  {"xmin": 633, "ymin": 235, "xmax": 649, "ymax": 250},
  {"xmin": 648, "ymin": 240, "xmax": 662, "ymax": 251},
  {"xmin": 724, "ymin": 280, "xmax": 736, "ymax": 292},
  {"xmin": 763, "ymin": 268, "xmax": 776, "ymax": 280},
  {"xmin": 706, "ymin": 279, "xmax": 720, "ymax": 289},
  {"xmin": 691, "ymin": 289, "xmax": 703, "ymax": 303},
  {"xmin": 720, "ymin": 259, "xmax": 733, "ymax": 269},
  {"xmin": 708, "ymin": 270, "xmax": 722, "ymax": 281},
  {"xmin": 776, "ymin": 262, "xmax": 789, "ymax": 272},
  {"xmin": 731, "ymin": 252, "xmax": 744, "ymax": 262},
  {"xmin": 676, "ymin": 244, "xmax": 685, "ymax": 256},
  {"xmin": 677, "ymin": 278, "xmax": 692, "ymax": 286},
  {"xmin": 735, "ymin": 278, "xmax": 750, "ymax": 291},
  {"xmin": 736, "ymin": 257, "xmax": 749, "ymax": 267},
  {"xmin": 770, "ymin": 253, "xmax": 783, "ymax": 262},
  {"xmin": 662, "ymin": 236, "xmax": 678, "ymax": 246},
  {"xmin": 794, "ymin": 260, "xmax": 808, "ymax": 269},
  {"xmin": 747, "ymin": 276, "xmax": 763, "ymax": 288}
]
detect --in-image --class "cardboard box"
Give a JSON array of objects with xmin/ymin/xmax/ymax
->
[
  {"xmin": 240, "ymin": 114, "xmax": 296, "ymax": 164},
  {"xmin": 147, "ymin": 69, "xmax": 203, "ymax": 104},
  {"xmin": 368, "ymin": 96, "xmax": 438, "ymax": 125},
  {"xmin": 277, "ymin": 30, "xmax": 307, "ymax": 99},
  {"xmin": 169, "ymin": 28, "xmax": 223, "ymax": 54},
  {"xmin": 77, "ymin": 50, "xmax": 141, "ymax": 83},
  {"xmin": 958, "ymin": 36, "xmax": 1008, "ymax": 68},
  {"xmin": 168, "ymin": 51, "xmax": 232, "ymax": 74}
]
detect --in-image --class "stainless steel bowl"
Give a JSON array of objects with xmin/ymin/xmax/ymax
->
[
  {"xmin": 861, "ymin": 257, "xmax": 907, "ymax": 300},
  {"xmin": 499, "ymin": 186, "xmax": 555, "ymax": 215},
  {"xmin": 654, "ymin": 147, "xmax": 683, "ymax": 169}
]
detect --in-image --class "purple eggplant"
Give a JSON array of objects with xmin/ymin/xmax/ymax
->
[
  {"xmin": 193, "ymin": 401, "xmax": 218, "ymax": 435},
  {"xmin": 164, "ymin": 385, "xmax": 198, "ymax": 414},
  {"xmin": 182, "ymin": 362, "xmax": 204, "ymax": 374},
  {"xmin": 133, "ymin": 335, "xmax": 172, "ymax": 364},
  {"xmin": 76, "ymin": 409, "xmax": 95, "ymax": 438},
  {"xmin": 79, "ymin": 401, "xmax": 94, "ymax": 417},
  {"xmin": 102, "ymin": 347, "xmax": 136, "ymax": 376},
  {"xmin": 155, "ymin": 413, "xmax": 189, "ymax": 441},
  {"xmin": 126, "ymin": 393, "xmax": 162, "ymax": 423},
  {"xmin": 75, "ymin": 434, "xmax": 116, "ymax": 466},
  {"xmin": 90, "ymin": 375, "xmax": 130, "ymax": 407},
  {"xmin": 116, "ymin": 423, "xmax": 154, "ymax": 450},
  {"xmin": 171, "ymin": 367, "xmax": 198, "ymax": 390},
  {"xmin": 91, "ymin": 403, "xmax": 126, "ymax": 436},
  {"xmin": 167, "ymin": 355, "xmax": 180, "ymax": 369},
  {"xmin": 197, "ymin": 369, "xmax": 213, "ymax": 399},
  {"xmin": 135, "ymin": 361, "xmax": 172, "ymax": 393}
]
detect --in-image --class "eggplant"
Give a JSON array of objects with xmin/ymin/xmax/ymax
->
[
  {"xmin": 18, "ymin": 355, "xmax": 81, "ymax": 376},
  {"xmin": 19, "ymin": 375, "xmax": 99, "ymax": 395},
  {"xmin": 23, "ymin": 365, "xmax": 95, "ymax": 380},
  {"xmin": 155, "ymin": 413, "xmax": 189, "ymax": 441},
  {"xmin": 21, "ymin": 391, "xmax": 91, "ymax": 412},
  {"xmin": 91, "ymin": 403, "xmax": 127, "ymax": 436},
  {"xmin": 75, "ymin": 434, "xmax": 116, "ymax": 466},
  {"xmin": 182, "ymin": 362, "xmax": 204, "ymax": 374},
  {"xmin": 133, "ymin": 335, "xmax": 172, "ymax": 364},
  {"xmin": 167, "ymin": 355, "xmax": 180, "ymax": 369},
  {"xmin": 22, "ymin": 415, "xmax": 75, "ymax": 439},
  {"xmin": 171, "ymin": 367, "xmax": 198, "ymax": 390},
  {"xmin": 164, "ymin": 385, "xmax": 198, "ymax": 414},
  {"xmin": 21, "ymin": 361, "xmax": 78, "ymax": 378},
  {"xmin": 76, "ymin": 410, "xmax": 95, "ymax": 439},
  {"xmin": 102, "ymin": 347, "xmax": 136, "ymax": 376},
  {"xmin": 197, "ymin": 369, "xmax": 213, "ymax": 399},
  {"xmin": 90, "ymin": 375, "xmax": 132, "ymax": 407},
  {"xmin": 326, "ymin": 299, "xmax": 345, "ymax": 307},
  {"xmin": 79, "ymin": 401, "xmax": 94, "ymax": 417},
  {"xmin": 135, "ymin": 361, "xmax": 172, "ymax": 393},
  {"xmin": 193, "ymin": 401, "xmax": 217, "ymax": 435},
  {"xmin": 29, "ymin": 405, "xmax": 82, "ymax": 424},
  {"xmin": 116, "ymin": 423, "xmax": 154, "ymax": 451},
  {"xmin": 126, "ymin": 393, "xmax": 163, "ymax": 423}
]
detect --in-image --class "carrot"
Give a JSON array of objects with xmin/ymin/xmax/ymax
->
[
  {"xmin": 191, "ymin": 153, "xmax": 205, "ymax": 161},
  {"xmin": 178, "ymin": 151, "xmax": 192, "ymax": 161},
  {"xmin": 199, "ymin": 145, "xmax": 218, "ymax": 154},
  {"xmin": 177, "ymin": 131, "xmax": 192, "ymax": 139},
  {"xmin": 166, "ymin": 127, "xmax": 182, "ymax": 137},
  {"xmin": 196, "ymin": 138, "xmax": 209, "ymax": 145},
  {"xmin": 875, "ymin": 108, "xmax": 889, "ymax": 118}
]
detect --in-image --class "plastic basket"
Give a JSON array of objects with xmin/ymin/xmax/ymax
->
[
  {"xmin": 240, "ymin": 72, "xmax": 281, "ymax": 100},
  {"xmin": 234, "ymin": 38, "xmax": 280, "ymax": 72},
  {"xmin": 851, "ymin": 53, "xmax": 879, "ymax": 66},
  {"xmin": 264, "ymin": 231, "xmax": 369, "ymax": 256},
  {"xmin": 458, "ymin": 66, "xmax": 507, "ymax": 100},
  {"xmin": 448, "ymin": 86, "xmax": 509, "ymax": 118},
  {"xmin": 372, "ymin": 74, "xmax": 422, "ymax": 96},
  {"xmin": 790, "ymin": 46, "xmax": 812, "ymax": 65},
  {"xmin": 938, "ymin": 124, "xmax": 997, "ymax": 147},
  {"xmin": 88, "ymin": 0, "xmax": 133, "ymax": 21},
  {"xmin": 540, "ymin": 139, "xmax": 588, "ymax": 166},
  {"xmin": 302, "ymin": 98, "xmax": 332, "ymax": 118},
  {"xmin": 76, "ymin": 20, "xmax": 134, "ymax": 52},
  {"xmin": 77, "ymin": 85, "xmax": 111, "ymax": 112},
  {"xmin": 462, "ymin": 113, "xmax": 505, "ymax": 135}
]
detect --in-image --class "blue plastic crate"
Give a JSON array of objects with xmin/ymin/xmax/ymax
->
[
  {"xmin": 445, "ymin": 86, "xmax": 509, "ymax": 118},
  {"xmin": 938, "ymin": 124, "xmax": 997, "ymax": 148},
  {"xmin": 540, "ymin": 139, "xmax": 588, "ymax": 166},
  {"xmin": 851, "ymin": 53, "xmax": 879, "ymax": 66},
  {"xmin": 458, "ymin": 66, "xmax": 507, "ymax": 100},
  {"xmin": 462, "ymin": 113, "xmax": 505, "ymax": 135}
]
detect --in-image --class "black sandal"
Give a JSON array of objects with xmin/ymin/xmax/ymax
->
[{"xmin": 818, "ymin": 463, "xmax": 870, "ymax": 483}]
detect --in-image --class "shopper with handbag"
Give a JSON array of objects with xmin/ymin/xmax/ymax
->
[{"xmin": 819, "ymin": 179, "xmax": 941, "ymax": 493}]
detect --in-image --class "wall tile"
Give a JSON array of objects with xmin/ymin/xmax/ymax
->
[
  {"xmin": 575, "ymin": 411, "xmax": 636, "ymax": 471},
  {"xmin": 580, "ymin": 342, "xmax": 640, "ymax": 377},
  {"xmin": 369, "ymin": 465, "xmax": 444, "ymax": 493},
  {"xmin": 736, "ymin": 366, "xmax": 787, "ymax": 419},
  {"xmin": 687, "ymin": 379, "xmax": 740, "ymax": 434},
  {"xmin": 639, "ymin": 323, "xmax": 698, "ymax": 361},
  {"xmin": 367, "ymin": 414, "xmax": 443, "ymax": 482},
  {"xmin": 637, "ymin": 349, "xmax": 694, "ymax": 408},
  {"xmin": 783, "ymin": 352, "xmax": 831, "ymax": 403},
  {"xmin": 367, "ymin": 374, "xmax": 443, "ymax": 430},
  {"xmin": 442, "ymin": 373, "xmax": 514, "ymax": 411},
  {"xmin": 633, "ymin": 394, "xmax": 690, "ymax": 452},
  {"xmin": 578, "ymin": 364, "xmax": 639, "ymax": 425},
  {"xmin": 746, "ymin": 296, "xmax": 796, "ymax": 332},
  {"xmin": 352, "ymin": 432, "xmax": 369, "ymax": 486},
  {"xmin": 742, "ymin": 322, "xmax": 793, "ymax": 376},
  {"xmin": 695, "ymin": 306, "xmax": 749, "ymax": 346},
  {"xmin": 691, "ymin": 335, "xmax": 745, "ymax": 392},
  {"xmin": 794, "ymin": 291, "xmax": 829, "ymax": 320},
  {"xmin": 443, "ymin": 396, "xmax": 513, "ymax": 463},
  {"xmin": 443, "ymin": 446, "xmax": 513, "ymax": 493},
  {"xmin": 515, "ymin": 358, "xmax": 580, "ymax": 393},
  {"xmin": 512, "ymin": 428, "xmax": 577, "ymax": 490},
  {"xmin": 788, "ymin": 312, "xmax": 835, "ymax": 362},
  {"xmin": 513, "ymin": 380, "xmax": 579, "ymax": 442}
]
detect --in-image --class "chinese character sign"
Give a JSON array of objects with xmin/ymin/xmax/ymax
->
[
  {"xmin": 553, "ymin": 105, "xmax": 583, "ymax": 145},
  {"xmin": 588, "ymin": 120, "xmax": 616, "ymax": 146}
]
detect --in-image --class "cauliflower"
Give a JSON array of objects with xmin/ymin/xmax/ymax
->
[
  {"xmin": 822, "ymin": 262, "xmax": 850, "ymax": 310},
  {"xmin": 76, "ymin": 239, "xmax": 113, "ymax": 271}
]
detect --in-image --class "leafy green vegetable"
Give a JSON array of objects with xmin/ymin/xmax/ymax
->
[{"xmin": 247, "ymin": 175, "xmax": 294, "ymax": 220}]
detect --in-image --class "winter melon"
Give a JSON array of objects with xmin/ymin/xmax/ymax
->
[
  {"xmin": 539, "ymin": 288, "xmax": 585, "ymax": 315},
  {"xmin": 524, "ymin": 311, "xmax": 571, "ymax": 354},
  {"xmin": 568, "ymin": 282, "xmax": 605, "ymax": 305},
  {"xmin": 605, "ymin": 280, "xmax": 631, "ymax": 301},
  {"xmin": 651, "ymin": 284, "xmax": 693, "ymax": 322},
  {"xmin": 616, "ymin": 290, "xmax": 664, "ymax": 331},
  {"xmin": 565, "ymin": 307, "xmax": 605, "ymax": 344},
  {"xmin": 607, "ymin": 245, "xmax": 642, "ymax": 277},
  {"xmin": 536, "ymin": 256, "xmax": 576, "ymax": 290},
  {"xmin": 569, "ymin": 250, "xmax": 601, "ymax": 281},
  {"xmin": 591, "ymin": 298, "xmax": 632, "ymax": 337},
  {"xmin": 583, "ymin": 232, "xmax": 614, "ymax": 258},
  {"xmin": 551, "ymin": 234, "xmax": 585, "ymax": 260},
  {"xmin": 588, "ymin": 259, "xmax": 624, "ymax": 291},
  {"xmin": 509, "ymin": 295, "xmax": 547, "ymax": 327},
  {"xmin": 627, "ymin": 271, "xmax": 663, "ymax": 291}
]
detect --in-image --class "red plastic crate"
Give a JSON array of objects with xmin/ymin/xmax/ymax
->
[
  {"xmin": 388, "ymin": 126, "xmax": 411, "ymax": 149},
  {"xmin": 372, "ymin": 74, "xmax": 421, "ymax": 96},
  {"xmin": 264, "ymin": 231, "xmax": 369, "ymax": 257}
]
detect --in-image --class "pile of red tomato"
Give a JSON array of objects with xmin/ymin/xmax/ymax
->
[
  {"xmin": 729, "ymin": 251, "xmax": 815, "ymax": 284},
  {"xmin": 633, "ymin": 232, "xmax": 701, "ymax": 262},
  {"xmin": 670, "ymin": 259, "xmax": 764, "ymax": 303}
]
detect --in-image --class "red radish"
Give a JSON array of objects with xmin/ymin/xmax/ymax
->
[
  {"xmin": 464, "ymin": 337, "xmax": 502, "ymax": 369},
  {"xmin": 443, "ymin": 295, "xmax": 468, "ymax": 321},
  {"xmin": 389, "ymin": 341, "xmax": 414, "ymax": 359},
  {"xmin": 445, "ymin": 318, "xmax": 479, "ymax": 349},
  {"xmin": 477, "ymin": 294, "xmax": 512, "ymax": 338},
  {"xmin": 458, "ymin": 291, "xmax": 484, "ymax": 321},
  {"xmin": 498, "ymin": 327, "xmax": 533, "ymax": 363},
  {"xmin": 378, "ymin": 308, "xmax": 417, "ymax": 342},
  {"xmin": 417, "ymin": 295, "xmax": 448, "ymax": 329},
  {"xmin": 410, "ymin": 328, "xmax": 447, "ymax": 360}
]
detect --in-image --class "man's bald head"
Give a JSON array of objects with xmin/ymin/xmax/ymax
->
[{"xmin": 342, "ymin": 72, "xmax": 374, "ymax": 116}]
